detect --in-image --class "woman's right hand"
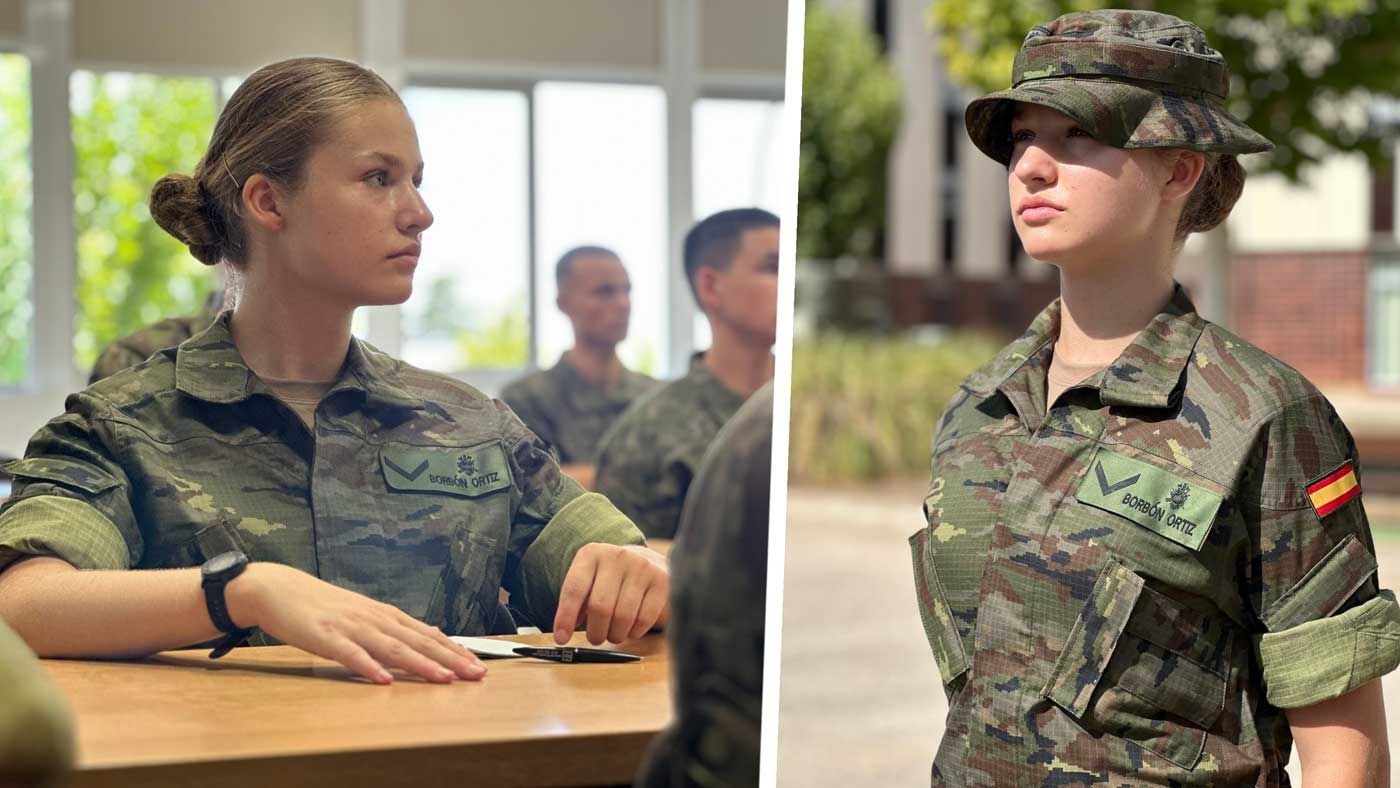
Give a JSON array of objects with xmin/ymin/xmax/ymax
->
[{"xmin": 227, "ymin": 562, "xmax": 485, "ymax": 685}]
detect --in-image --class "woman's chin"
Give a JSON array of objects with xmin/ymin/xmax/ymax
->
[{"xmin": 358, "ymin": 280, "xmax": 414, "ymax": 307}]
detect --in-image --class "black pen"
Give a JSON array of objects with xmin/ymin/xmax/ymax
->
[{"xmin": 513, "ymin": 646, "xmax": 642, "ymax": 664}]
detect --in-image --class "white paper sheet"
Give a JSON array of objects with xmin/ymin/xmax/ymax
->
[{"xmin": 450, "ymin": 636, "xmax": 526, "ymax": 659}]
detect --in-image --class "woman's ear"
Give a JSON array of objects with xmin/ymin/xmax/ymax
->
[
  {"xmin": 242, "ymin": 173, "xmax": 286, "ymax": 233},
  {"xmin": 1161, "ymin": 150, "xmax": 1206, "ymax": 203}
]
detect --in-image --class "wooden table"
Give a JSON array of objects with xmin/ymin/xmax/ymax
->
[{"xmin": 40, "ymin": 633, "xmax": 672, "ymax": 788}]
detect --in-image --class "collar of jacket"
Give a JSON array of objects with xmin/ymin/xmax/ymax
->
[
  {"xmin": 685, "ymin": 351, "xmax": 749, "ymax": 419},
  {"xmin": 964, "ymin": 282, "xmax": 1207, "ymax": 410},
  {"xmin": 173, "ymin": 311, "xmax": 424, "ymax": 411}
]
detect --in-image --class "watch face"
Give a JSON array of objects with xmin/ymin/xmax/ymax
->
[{"xmin": 204, "ymin": 551, "xmax": 242, "ymax": 576}]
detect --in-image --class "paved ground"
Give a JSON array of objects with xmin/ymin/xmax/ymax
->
[{"xmin": 775, "ymin": 481, "xmax": 1400, "ymax": 787}]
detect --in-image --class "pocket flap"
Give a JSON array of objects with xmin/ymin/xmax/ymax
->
[
  {"xmin": 1262, "ymin": 533, "xmax": 1377, "ymax": 633},
  {"xmin": 2, "ymin": 457, "xmax": 120, "ymax": 496},
  {"xmin": 1042, "ymin": 558, "xmax": 1144, "ymax": 717},
  {"xmin": 909, "ymin": 527, "xmax": 970, "ymax": 686}
]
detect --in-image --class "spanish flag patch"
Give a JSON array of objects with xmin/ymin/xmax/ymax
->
[{"xmin": 1307, "ymin": 460, "xmax": 1361, "ymax": 518}]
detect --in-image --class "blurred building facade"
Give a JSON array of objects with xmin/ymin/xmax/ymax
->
[{"xmin": 826, "ymin": 0, "xmax": 1400, "ymax": 396}]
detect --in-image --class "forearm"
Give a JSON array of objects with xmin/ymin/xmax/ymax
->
[
  {"xmin": 0, "ymin": 556, "xmax": 263, "ymax": 659},
  {"xmin": 1299, "ymin": 748, "xmax": 1388, "ymax": 788}
]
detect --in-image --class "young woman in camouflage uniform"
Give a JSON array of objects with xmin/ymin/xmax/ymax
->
[
  {"xmin": 911, "ymin": 10, "xmax": 1398, "ymax": 786},
  {"xmin": 0, "ymin": 57, "xmax": 668, "ymax": 686}
]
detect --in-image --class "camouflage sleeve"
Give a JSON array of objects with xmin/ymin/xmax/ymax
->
[
  {"xmin": 88, "ymin": 342, "xmax": 148, "ymax": 385},
  {"xmin": 638, "ymin": 387, "xmax": 772, "ymax": 786},
  {"xmin": 593, "ymin": 420, "xmax": 687, "ymax": 540},
  {"xmin": 496, "ymin": 403, "xmax": 644, "ymax": 627},
  {"xmin": 0, "ymin": 620, "xmax": 73, "ymax": 785},
  {"xmin": 0, "ymin": 392, "xmax": 141, "ymax": 575},
  {"xmin": 1242, "ymin": 392, "xmax": 1400, "ymax": 709}
]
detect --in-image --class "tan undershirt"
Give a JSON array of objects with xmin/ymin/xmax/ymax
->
[
  {"xmin": 260, "ymin": 376, "xmax": 337, "ymax": 430},
  {"xmin": 1046, "ymin": 347, "xmax": 1105, "ymax": 413}
]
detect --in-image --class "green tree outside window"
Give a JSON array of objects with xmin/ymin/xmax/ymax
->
[
  {"xmin": 71, "ymin": 71, "xmax": 218, "ymax": 372},
  {"xmin": 0, "ymin": 55, "xmax": 33, "ymax": 386}
]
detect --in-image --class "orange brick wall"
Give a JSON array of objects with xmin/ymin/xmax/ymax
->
[{"xmin": 1229, "ymin": 251, "xmax": 1369, "ymax": 386}]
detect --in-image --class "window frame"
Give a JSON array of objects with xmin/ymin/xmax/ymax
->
[{"xmin": 0, "ymin": 0, "xmax": 785, "ymax": 458}]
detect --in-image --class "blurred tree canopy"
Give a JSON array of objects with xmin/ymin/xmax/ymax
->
[
  {"xmin": 932, "ymin": 0, "xmax": 1400, "ymax": 180},
  {"xmin": 71, "ymin": 71, "xmax": 218, "ymax": 371},
  {"xmin": 799, "ymin": 2, "xmax": 902, "ymax": 260},
  {"xmin": 0, "ymin": 55, "xmax": 33, "ymax": 385}
]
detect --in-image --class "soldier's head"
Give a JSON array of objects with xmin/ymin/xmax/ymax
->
[
  {"xmin": 964, "ymin": 10, "xmax": 1271, "ymax": 269},
  {"xmin": 684, "ymin": 208, "xmax": 780, "ymax": 349},
  {"xmin": 555, "ymin": 245, "xmax": 631, "ymax": 349},
  {"xmin": 149, "ymin": 57, "xmax": 432, "ymax": 308}
]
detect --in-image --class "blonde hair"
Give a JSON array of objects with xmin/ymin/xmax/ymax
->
[
  {"xmin": 1174, "ymin": 153, "xmax": 1246, "ymax": 242},
  {"xmin": 149, "ymin": 57, "xmax": 400, "ymax": 266}
]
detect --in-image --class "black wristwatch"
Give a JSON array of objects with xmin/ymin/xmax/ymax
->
[{"xmin": 201, "ymin": 551, "xmax": 254, "ymax": 659}]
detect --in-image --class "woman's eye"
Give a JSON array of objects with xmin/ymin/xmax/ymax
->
[
  {"xmin": 367, "ymin": 171, "xmax": 388, "ymax": 187},
  {"xmin": 1010, "ymin": 129, "xmax": 1034, "ymax": 143},
  {"xmin": 1068, "ymin": 127, "xmax": 1091, "ymax": 138}
]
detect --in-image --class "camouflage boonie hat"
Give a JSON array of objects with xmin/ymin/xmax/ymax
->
[{"xmin": 965, "ymin": 9, "xmax": 1273, "ymax": 165}]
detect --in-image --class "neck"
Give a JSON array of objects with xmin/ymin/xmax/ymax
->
[
  {"xmin": 563, "ymin": 341, "xmax": 622, "ymax": 387},
  {"xmin": 1055, "ymin": 255, "xmax": 1175, "ymax": 368},
  {"xmin": 702, "ymin": 321, "xmax": 773, "ymax": 398},
  {"xmin": 230, "ymin": 265, "xmax": 353, "ymax": 382}
]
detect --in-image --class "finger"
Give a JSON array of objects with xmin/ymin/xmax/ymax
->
[
  {"xmin": 585, "ymin": 555, "xmax": 627, "ymax": 646},
  {"xmin": 361, "ymin": 630, "xmax": 457, "ymax": 683},
  {"xmin": 391, "ymin": 623, "xmax": 486, "ymax": 680},
  {"xmin": 553, "ymin": 549, "xmax": 599, "ymax": 644},
  {"xmin": 608, "ymin": 570, "xmax": 647, "ymax": 644},
  {"xmin": 398, "ymin": 614, "xmax": 480, "ymax": 664},
  {"xmin": 321, "ymin": 635, "xmax": 394, "ymax": 685},
  {"xmin": 628, "ymin": 583, "xmax": 669, "ymax": 641}
]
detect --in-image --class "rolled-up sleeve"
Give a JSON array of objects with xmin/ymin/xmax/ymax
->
[
  {"xmin": 0, "ymin": 392, "xmax": 140, "ymax": 574},
  {"xmin": 519, "ymin": 492, "xmax": 645, "ymax": 626},
  {"xmin": 496, "ymin": 402, "xmax": 645, "ymax": 627},
  {"xmin": 1245, "ymin": 392, "xmax": 1400, "ymax": 708}
]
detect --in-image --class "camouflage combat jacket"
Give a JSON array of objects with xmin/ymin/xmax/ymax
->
[
  {"xmin": 89, "ymin": 288, "xmax": 226, "ymax": 384},
  {"xmin": 499, "ymin": 356, "xmax": 659, "ymax": 464},
  {"xmin": 911, "ymin": 284, "xmax": 1400, "ymax": 786},
  {"xmin": 594, "ymin": 353, "xmax": 748, "ymax": 539},
  {"xmin": 637, "ymin": 383, "xmax": 772, "ymax": 787},
  {"xmin": 0, "ymin": 313, "xmax": 644, "ymax": 637}
]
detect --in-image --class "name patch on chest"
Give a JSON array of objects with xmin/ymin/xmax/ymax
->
[
  {"xmin": 380, "ymin": 442, "xmax": 513, "ymax": 498},
  {"xmin": 1074, "ymin": 447, "xmax": 1222, "ymax": 551}
]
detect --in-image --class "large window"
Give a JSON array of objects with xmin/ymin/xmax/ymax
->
[
  {"xmin": 693, "ymin": 98, "xmax": 785, "ymax": 218},
  {"xmin": 70, "ymin": 71, "xmax": 219, "ymax": 372},
  {"xmin": 534, "ymin": 82, "xmax": 668, "ymax": 376},
  {"xmin": 400, "ymin": 87, "xmax": 531, "ymax": 372},
  {"xmin": 0, "ymin": 54, "xmax": 32, "ymax": 387},
  {"xmin": 691, "ymin": 97, "xmax": 786, "ymax": 349}
]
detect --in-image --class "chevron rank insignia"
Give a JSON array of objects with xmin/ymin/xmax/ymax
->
[
  {"xmin": 380, "ymin": 442, "xmax": 513, "ymax": 498},
  {"xmin": 1074, "ymin": 447, "xmax": 1222, "ymax": 551}
]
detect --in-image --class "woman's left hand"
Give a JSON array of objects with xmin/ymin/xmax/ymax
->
[{"xmin": 552, "ymin": 543, "xmax": 670, "ymax": 645}]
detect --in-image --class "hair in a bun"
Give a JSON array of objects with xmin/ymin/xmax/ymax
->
[
  {"xmin": 149, "ymin": 174, "xmax": 223, "ymax": 265},
  {"xmin": 147, "ymin": 56, "xmax": 401, "ymax": 266}
]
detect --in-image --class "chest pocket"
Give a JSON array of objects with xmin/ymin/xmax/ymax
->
[
  {"xmin": 1042, "ymin": 558, "xmax": 1230, "ymax": 771},
  {"xmin": 919, "ymin": 431, "xmax": 1014, "ymax": 670},
  {"xmin": 379, "ymin": 442, "xmax": 515, "ymax": 635}
]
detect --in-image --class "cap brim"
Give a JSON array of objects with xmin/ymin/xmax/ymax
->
[{"xmin": 965, "ymin": 77, "xmax": 1273, "ymax": 166}]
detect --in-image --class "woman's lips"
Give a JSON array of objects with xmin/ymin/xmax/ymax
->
[{"xmin": 1019, "ymin": 206, "xmax": 1062, "ymax": 223}]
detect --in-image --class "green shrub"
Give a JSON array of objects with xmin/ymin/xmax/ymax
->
[{"xmin": 789, "ymin": 332, "xmax": 1004, "ymax": 484}]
